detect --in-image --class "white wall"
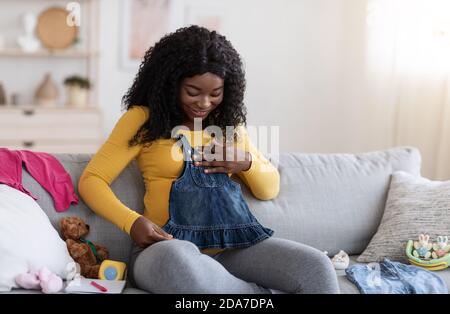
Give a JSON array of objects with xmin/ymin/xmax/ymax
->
[
  {"xmin": 1, "ymin": 0, "xmax": 447, "ymax": 178},
  {"xmin": 0, "ymin": 0, "xmax": 391, "ymax": 154},
  {"xmin": 225, "ymin": 0, "xmax": 345, "ymax": 153},
  {"xmin": 98, "ymin": 0, "xmax": 136, "ymax": 139},
  {"xmin": 98, "ymin": 0, "xmax": 391, "ymax": 154}
]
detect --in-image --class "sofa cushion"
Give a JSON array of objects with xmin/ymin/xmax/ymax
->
[
  {"xmin": 238, "ymin": 147, "xmax": 421, "ymax": 256},
  {"xmin": 21, "ymin": 154, "xmax": 146, "ymax": 264},
  {"xmin": 358, "ymin": 171, "xmax": 450, "ymax": 263}
]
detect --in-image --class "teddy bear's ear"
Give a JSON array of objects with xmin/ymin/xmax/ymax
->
[
  {"xmin": 424, "ymin": 234, "xmax": 430, "ymax": 242},
  {"xmin": 59, "ymin": 218, "xmax": 67, "ymax": 234}
]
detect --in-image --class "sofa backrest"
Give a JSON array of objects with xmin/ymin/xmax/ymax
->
[
  {"xmin": 239, "ymin": 146, "xmax": 421, "ymax": 256},
  {"xmin": 22, "ymin": 154, "xmax": 146, "ymax": 264},
  {"xmin": 23, "ymin": 146, "xmax": 421, "ymax": 263}
]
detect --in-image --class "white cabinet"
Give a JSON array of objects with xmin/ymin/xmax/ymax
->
[{"xmin": 0, "ymin": 106, "xmax": 103, "ymax": 153}]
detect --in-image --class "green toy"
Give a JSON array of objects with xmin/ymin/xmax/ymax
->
[{"xmin": 406, "ymin": 240, "xmax": 450, "ymax": 271}]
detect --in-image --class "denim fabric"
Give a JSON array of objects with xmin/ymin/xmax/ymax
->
[
  {"xmin": 345, "ymin": 258, "xmax": 447, "ymax": 294},
  {"xmin": 161, "ymin": 134, "xmax": 274, "ymax": 249}
]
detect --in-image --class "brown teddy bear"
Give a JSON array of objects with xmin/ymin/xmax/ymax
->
[{"xmin": 59, "ymin": 216, "xmax": 109, "ymax": 279}]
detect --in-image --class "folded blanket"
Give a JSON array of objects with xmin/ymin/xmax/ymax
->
[{"xmin": 345, "ymin": 258, "xmax": 447, "ymax": 294}]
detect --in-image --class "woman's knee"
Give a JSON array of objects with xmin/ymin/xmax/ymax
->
[
  {"xmin": 135, "ymin": 239, "xmax": 200, "ymax": 271},
  {"xmin": 293, "ymin": 245, "xmax": 340, "ymax": 294},
  {"xmin": 311, "ymin": 248, "xmax": 336, "ymax": 275},
  {"xmin": 133, "ymin": 239, "xmax": 201, "ymax": 292}
]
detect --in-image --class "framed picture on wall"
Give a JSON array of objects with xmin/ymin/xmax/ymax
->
[
  {"xmin": 184, "ymin": 5, "xmax": 228, "ymax": 32},
  {"xmin": 120, "ymin": 0, "xmax": 181, "ymax": 70},
  {"xmin": 120, "ymin": 0, "xmax": 229, "ymax": 70}
]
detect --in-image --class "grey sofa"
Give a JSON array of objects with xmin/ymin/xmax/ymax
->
[{"xmin": 7, "ymin": 146, "xmax": 450, "ymax": 293}]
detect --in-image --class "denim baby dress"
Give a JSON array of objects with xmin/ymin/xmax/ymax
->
[{"xmin": 161, "ymin": 134, "xmax": 274, "ymax": 249}]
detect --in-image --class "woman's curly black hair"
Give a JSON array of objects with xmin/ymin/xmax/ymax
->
[{"xmin": 122, "ymin": 25, "xmax": 247, "ymax": 147}]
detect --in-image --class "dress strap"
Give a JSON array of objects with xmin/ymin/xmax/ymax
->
[{"xmin": 176, "ymin": 134, "xmax": 195, "ymax": 162}]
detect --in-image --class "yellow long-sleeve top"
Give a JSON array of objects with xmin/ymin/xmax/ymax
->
[{"xmin": 78, "ymin": 106, "xmax": 280, "ymax": 255}]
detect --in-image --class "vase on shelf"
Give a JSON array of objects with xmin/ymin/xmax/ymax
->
[
  {"xmin": 64, "ymin": 75, "xmax": 91, "ymax": 108},
  {"xmin": 35, "ymin": 73, "xmax": 59, "ymax": 107},
  {"xmin": 65, "ymin": 85, "xmax": 89, "ymax": 108},
  {"xmin": 0, "ymin": 34, "xmax": 5, "ymax": 51},
  {"xmin": 0, "ymin": 82, "xmax": 6, "ymax": 105},
  {"xmin": 17, "ymin": 12, "xmax": 40, "ymax": 53}
]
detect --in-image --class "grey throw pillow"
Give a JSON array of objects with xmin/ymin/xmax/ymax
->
[{"xmin": 358, "ymin": 171, "xmax": 450, "ymax": 263}]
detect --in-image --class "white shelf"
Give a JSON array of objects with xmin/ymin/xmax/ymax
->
[
  {"xmin": 0, "ymin": 48, "xmax": 98, "ymax": 58},
  {"xmin": 0, "ymin": 104, "xmax": 100, "ymax": 111}
]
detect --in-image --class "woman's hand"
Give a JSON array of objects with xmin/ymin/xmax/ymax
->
[
  {"xmin": 193, "ymin": 139, "xmax": 252, "ymax": 174},
  {"xmin": 130, "ymin": 216, "xmax": 174, "ymax": 248}
]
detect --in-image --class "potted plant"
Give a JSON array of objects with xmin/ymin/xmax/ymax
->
[{"xmin": 63, "ymin": 75, "xmax": 91, "ymax": 108}]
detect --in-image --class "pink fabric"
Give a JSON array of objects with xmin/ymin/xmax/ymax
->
[{"xmin": 0, "ymin": 148, "xmax": 78, "ymax": 212}]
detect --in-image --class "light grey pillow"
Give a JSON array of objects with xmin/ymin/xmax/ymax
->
[{"xmin": 358, "ymin": 171, "xmax": 450, "ymax": 263}]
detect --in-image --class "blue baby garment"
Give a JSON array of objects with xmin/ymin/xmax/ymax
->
[
  {"xmin": 161, "ymin": 134, "xmax": 274, "ymax": 249},
  {"xmin": 345, "ymin": 258, "xmax": 448, "ymax": 294}
]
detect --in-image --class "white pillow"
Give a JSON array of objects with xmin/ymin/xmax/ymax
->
[{"xmin": 0, "ymin": 184, "xmax": 74, "ymax": 291}]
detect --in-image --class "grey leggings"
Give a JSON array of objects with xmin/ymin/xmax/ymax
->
[{"xmin": 129, "ymin": 237, "xmax": 340, "ymax": 294}]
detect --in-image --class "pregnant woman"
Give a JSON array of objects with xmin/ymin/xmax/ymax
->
[{"xmin": 78, "ymin": 25, "xmax": 339, "ymax": 294}]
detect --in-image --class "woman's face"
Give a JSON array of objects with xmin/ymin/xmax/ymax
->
[{"xmin": 179, "ymin": 72, "xmax": 224, "ymax": 124}]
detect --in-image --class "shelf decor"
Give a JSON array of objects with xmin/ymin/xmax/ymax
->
[
  {"xmin": 34, "ymin": 73, "xmax": 59, "ymax": 107},
  {"xmin": 17, "ymin": 12, "xmax": 40, "ymax": 53},
  {"xmin": 64, "ymin": 75, "xmax": 91, "ymax": 108},
  {"xmin": 36, "ymin": 7, "xmax": 78, "ymax": 50},
  {"xmin": 0, "ymin": 83, "xmax": 6, "ymax": 105},
  {"xmin": 0, "ymin": 0, "xmax": 102, "ymax": 154}
]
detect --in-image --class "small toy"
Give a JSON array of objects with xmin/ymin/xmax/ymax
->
[
  {"xmin": 432, "ymin": 236, "xmax": 450, "ymax": 259},
  {"xmin": 406, "ymin": 235, "xmax": 450, "ymax": 271},
  {"xmin": 65, "ymin": 261, "xmax": 81, "ymax": 282},
  {"xmin": 99, "ymin": 260, "xmax": 127, "ymax": 280},
  {"xmin": 331, "ymin": 250, "xmax": 350, "ymax": 270},
  {"xmin": 406, "ymin": 240, "xmax": 450, "ymax": 271},
  {"xmin": 15, "ymin": 267, "xmax": 63, "ymax": 294},
  {"xmin": 412, "ymin": 234, "xmax": 433, "ymax": 259},
  {"xmin": 59, "ymin": 217, "xmax": 109, "ymax": 279}
]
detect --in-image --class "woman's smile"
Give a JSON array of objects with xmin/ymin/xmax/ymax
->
[{"xmin": 187, "ymin": 107, "xmax": 210, "ymax": 118}]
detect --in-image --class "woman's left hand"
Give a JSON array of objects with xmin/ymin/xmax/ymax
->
[{"xmin": 193, "ymin": 139, "xmax": 252, "ymax": 174}]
